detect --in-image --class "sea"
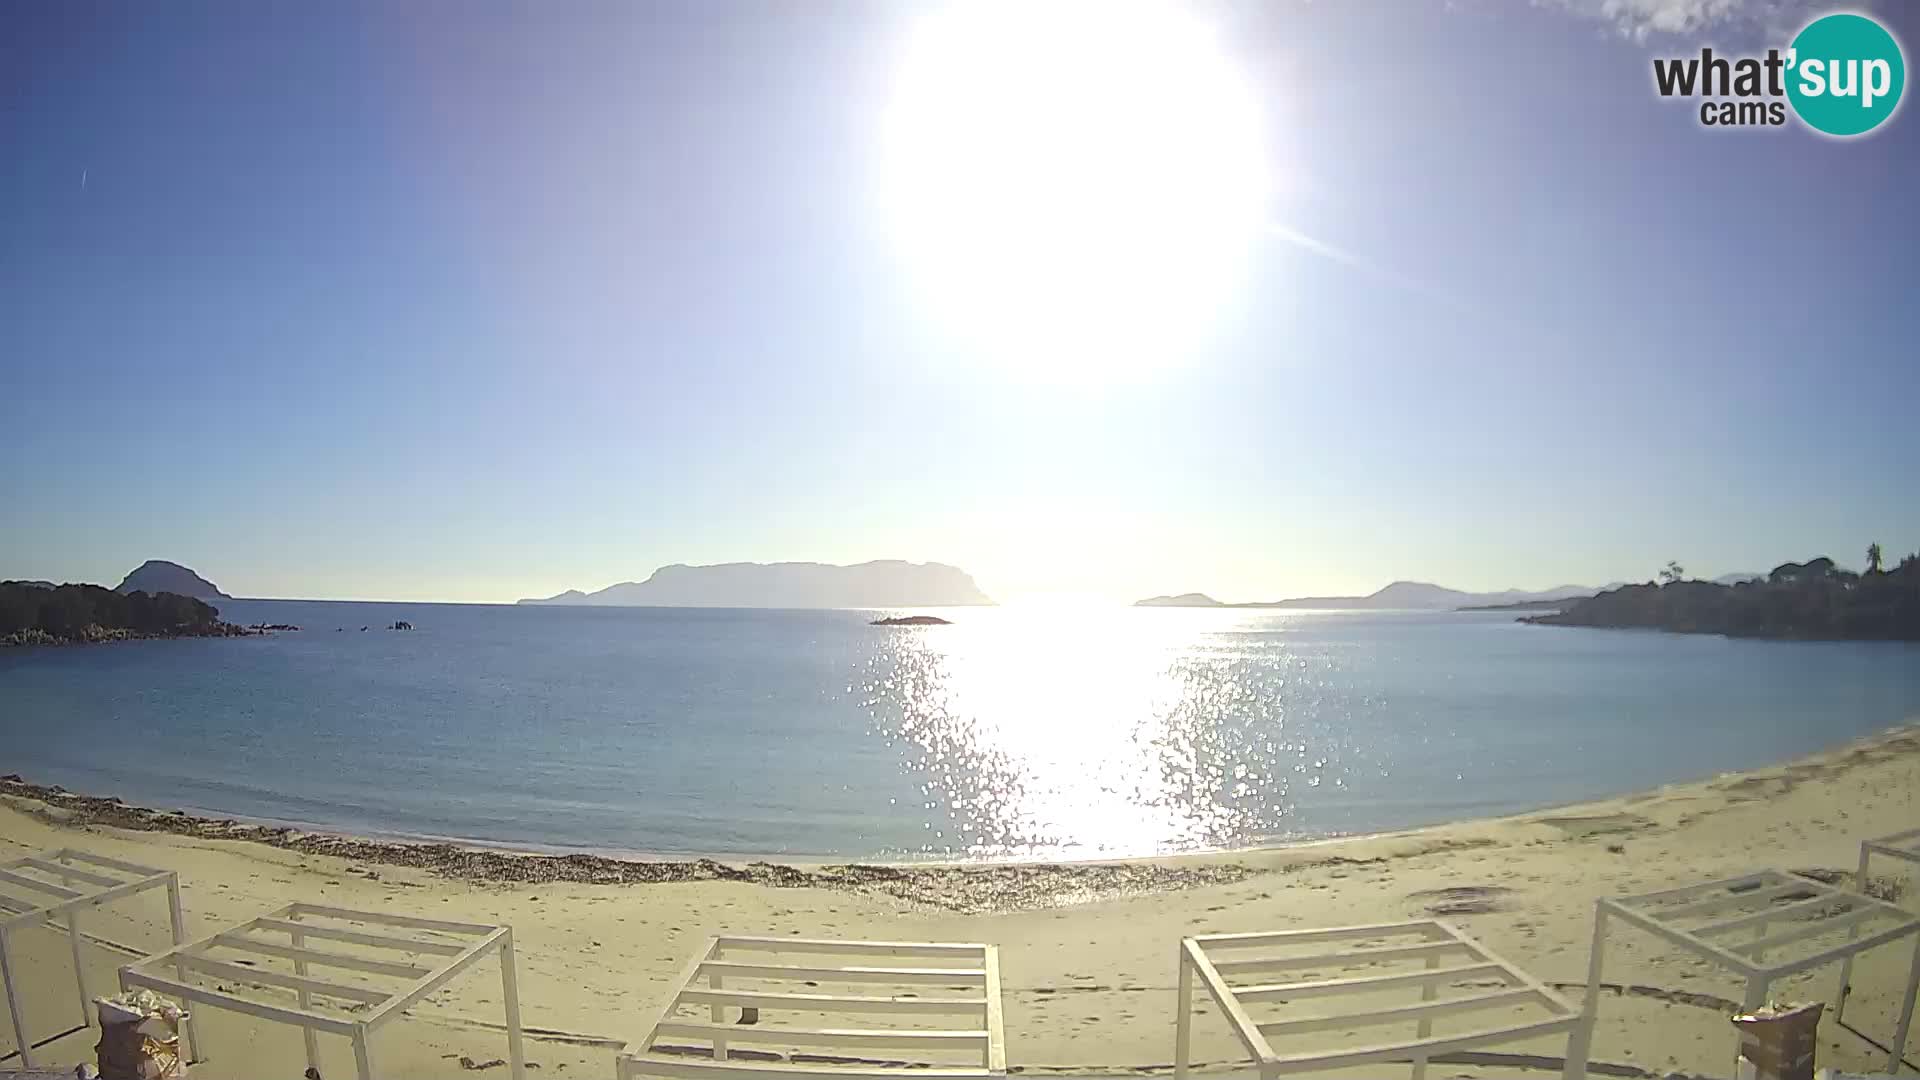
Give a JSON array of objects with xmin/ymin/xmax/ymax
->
[{"xmin": 2, "ymin": 601, "xmax": 1917, "ymax": 862}]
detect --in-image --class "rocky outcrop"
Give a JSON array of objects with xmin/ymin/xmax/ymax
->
[
  {"xmin": 0, "ymin": 580, "xmax": 268, "ymax": 647},
  {"xmin": 115, "ymin": 560, "xmax": 230, "ymax": 600}
]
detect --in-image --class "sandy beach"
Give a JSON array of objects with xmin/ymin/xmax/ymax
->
[{"xmin": 2, "ymin": 725, "xmax": 1917, "ymax": 1079}]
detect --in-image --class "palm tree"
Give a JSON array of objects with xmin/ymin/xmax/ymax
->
[{"xmin": 1867, "ymin": 543, "xmax": 1883, "ymax": 574}]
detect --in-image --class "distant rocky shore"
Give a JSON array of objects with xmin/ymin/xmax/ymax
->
[
  {"xmin": 1133, "ymin": 582, "xmax": 1604, "ymax": 610},
  {"xmin": 0, "ymin": 579, "xmax": 264, "ymax": 648},
  {"xmin": 1, "ymin": 622, "xmax": 264, "ymax": 648},
  {"xmin": 1526, "ymin": 553, "xmax": 1920, "ymax": 640},
  {"xmin": 1, "ymin": 560, "xmax": 271, "ymax": 647}
]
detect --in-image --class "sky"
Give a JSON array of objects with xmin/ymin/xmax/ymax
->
[{"xmin": 3, "ymin": 0, "xmax": 1917, "ymax": 605}]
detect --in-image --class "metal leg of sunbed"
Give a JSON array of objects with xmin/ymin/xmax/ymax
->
[
  {"xmin": 67, "ymin": 907, "xmax": 91, "ymax": 1029},
  {"xmin": 710, "ymin": 969, "xmax": 728, "ymax": 1060},
  {"xmin": 1889, "ymin": 932, "xmax": 1920, "ymax": 1073},
  {"xmin": 1833, "ymin": 843, "xmax": 1872, "ymax": 1025},
  {"xmin": 709, "ymin": 937, "xmax": 729, "ymax": 1062},
  {"xmin": 54, "ymin": 865, "xmax": 92, "ymax": 1031},
  {"xmin": 1563, "ymin": 903, "xmax": 1606, "ymax": 1080},
  {"xmin": 353, "ymin": 1023, "xmax": 375, "ymax": 1080},
  {"xmin": 1174, "ymin": 942, "xmax": 1193, "ymax": 1080},
  {"xmin": 165, "ymin": 874, "xmax": 197, "ymax": 1064},
  {"xmin": 1, "ymin": 926, "xmax": 34, "ymax": 1069},
  {"xmin": 291, "ymin": 919, "xmax": 322, "ymax": 1072},
  {"xmin": 1736, "ymin": 975, "xmax": 1771, "ymax": 1078},
  {"xmin": 1412, "ymin": 952, "xmax": 1439, "ymax": 1080},
  {"xmin": 501, "ymin": 931, "xmax": 526, "ymax": 1080}
]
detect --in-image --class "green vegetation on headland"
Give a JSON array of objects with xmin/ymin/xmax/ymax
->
[
  {"xmin": 1525, "ymin": 549, "xmax": 1920, "ymax": 640},
  {"xmin": 0, "ymin": 581, "xmax": 251, "ymax": 647}
]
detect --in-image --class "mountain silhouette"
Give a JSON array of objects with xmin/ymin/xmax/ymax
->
[
  {"xmin": 520, "ymin": 561, "xmax": 994, "ymax": 608},
  {"xmin": 116, "ymin": 560, "xmax": 230, "ymax": 600},
  {"xmin": 1134, "ymin": 581, "xmax": 1604, "ymax": 609}
]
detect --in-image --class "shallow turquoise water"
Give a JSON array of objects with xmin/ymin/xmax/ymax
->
[{"xmin": 2, "ymin": 602, "xmax": 1916, "ymax": 860}]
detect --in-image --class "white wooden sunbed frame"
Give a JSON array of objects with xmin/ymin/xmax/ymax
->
[
  {"xmin": 0, "ymin": 848, "xmax": 186, "ymax": 1070},
  {"xmin": 120, "ymin": 901, "xmax": 525, "ymax": 1080},
  {"xmin": 616, "ymin": 936, "xmax": 1005, "ymax": 1080},
  {"xmin": 1835, "ymin": 828, "xmax": 1920, "ymax": 1037},
  {"xmin": 1855, "ymin": 827, "xmax": 1920, "ymax": 879},
  {"xmin": 1573, "ymin": 869, "xmax": 1920, "ymax": 1074},
  {"xmin": 1175, "ymin": 920, "xmax": 1587, "ymax": 1080}
]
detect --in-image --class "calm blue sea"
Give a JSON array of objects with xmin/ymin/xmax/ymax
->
[{"xmin": 2, "ymin": 601, "xmax": 1917, "ymax": 861}]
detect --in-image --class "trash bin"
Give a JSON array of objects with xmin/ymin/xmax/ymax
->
[
  {"xmin": 1733, "ymin": 1001, "xmax": 1824, "ymax": 1080},
  {"xmin": 94, "ymin": 991, "xmax": 188, "ymax": 1080}
]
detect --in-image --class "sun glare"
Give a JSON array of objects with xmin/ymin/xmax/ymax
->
[{"xmin": 880, "ymin": 1, "xmax": 1270, "ymax": 380}]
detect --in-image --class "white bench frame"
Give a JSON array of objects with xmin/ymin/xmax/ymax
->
[
  {"xmin": 1175, "ymin": 920, "xmax": 1587, "ymax": 1080},
  {"xmin": 1573, "ymin": 869, "xmax": 1920, "ymax": 1074},
  {"xmin": 1836, "ymin": 828, "xmax": 1920, "ymax": 1037},
  {"xmin": 120, "ymin": 901, "xmax": 525, "ymax": 1080},
  {"xmin": 0, "ymin": 848, "xmax": 185, "ymax": 1070},
  {"xmin": 616, "ymin": 936, "xmax": 1005, "ymax": 1080}
]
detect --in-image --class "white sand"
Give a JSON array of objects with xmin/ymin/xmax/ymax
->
[{"xmin": 2, "ymin": 724, "xmax": 1917, "ymax": 1078}]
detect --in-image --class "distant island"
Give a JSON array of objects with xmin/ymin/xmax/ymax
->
[
  {"xmin": 1, "ymin": 580, "xmax": 249, "ymax": 647},
  {"xmin": 1134, "ymin": 581, "xmax": 1607, "ymax": 610},
  {"xmin": 117, "ymin": 559, "xmax": 230, "ymax": 600},
  {"xmin": 870, "ymin": 615, "xmax": 951, "ymax": 626},
  {"xmin": 520, "ymin": 560, "xmax": 995, "ymax": 609},
  {"xmin": 1459, "ymin": 597, "xmax": 1580, "ymax": 612},
  {"xmin": 1135, "ymin": 592, "xmax": 1225, "ymax": 607},
  {"xmin": 1526, "ymin": 552, "xmax": 1919, "ymax": 640}
]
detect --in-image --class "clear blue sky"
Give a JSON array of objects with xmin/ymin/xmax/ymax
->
[{"xmin": 4, "ymin": 0, "xmax": 1916, "ymax": 604}]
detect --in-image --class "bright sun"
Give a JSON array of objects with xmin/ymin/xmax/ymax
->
[{"xmin": 880, "ymin": 1, "xmax": 1269, "ymax": 380}]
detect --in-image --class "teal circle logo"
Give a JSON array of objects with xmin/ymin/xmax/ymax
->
[{"xmin": 1786, "ymin": 13, "xmax": 1905, "ymax": 137}]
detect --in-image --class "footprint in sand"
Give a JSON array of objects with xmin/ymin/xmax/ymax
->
[
  {"xmin": 1406, "ymin": 884, "xmax": 1517, "ymax": 916},
  {"xmin": 1536, "ymin": 813, "xmax": 1652, "ymax": 838}
]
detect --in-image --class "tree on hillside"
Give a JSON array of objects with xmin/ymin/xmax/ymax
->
[
  {"xmin": 1536, "ymin": 545, "xmax": 1920, "ymax": 639},
  {"xmin": 1867, "ymin": 543, "xmax": 1883, "ymax": 574},
  {"xmin": 1772, "ymin": 558, "xmax": 1836, "ymax": 584}
]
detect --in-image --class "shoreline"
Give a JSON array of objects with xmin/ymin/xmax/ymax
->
[
  {"xmin": 5, "ymin": 722, "xmax": 1920, "ymax": 1075},
  {"xmin": 6, "ymin": 720, "xmax": 1915, "ymax": 912},
  {"xmin": 0, "ymin": 773, "xmax": 1260, "ymax": 912}
]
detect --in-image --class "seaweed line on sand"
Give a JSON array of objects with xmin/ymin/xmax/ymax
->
[
  {"xmin": 12, "ymin": 724, "xmax": 1911, "ymax": 914},
  {"xmin": 0, "ymin": 775, "xmax": 1260, "ymax": 913}
]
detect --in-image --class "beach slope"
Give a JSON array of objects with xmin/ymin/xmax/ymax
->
[{"xmin": 1, "ymin": 726, "xmax": 1917, "ymax": 1077}]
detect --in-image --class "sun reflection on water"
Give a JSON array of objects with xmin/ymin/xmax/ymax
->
[{"xmin": 857, "ymin": 609, "xmax": 1355, "ymax": 859}]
